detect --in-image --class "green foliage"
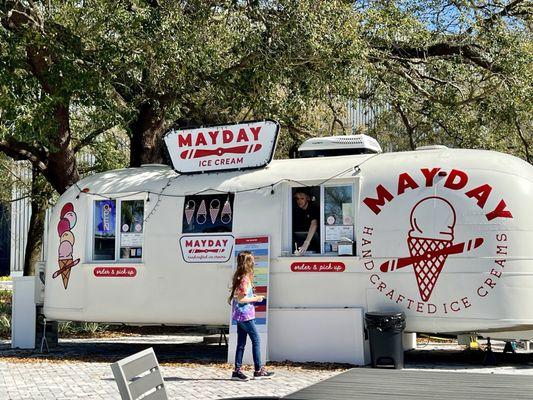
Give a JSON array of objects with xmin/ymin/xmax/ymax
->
[
  {"xmin": 1, "ymin": 0, "xmax": 531, "ymax": 170},
  {"xmin": 0, "ymin": 289, "xmax": 11, "ymax": 338},
  {"xmin": 58, "ymin": 321, "xmax": 109, "ymax": 336}
]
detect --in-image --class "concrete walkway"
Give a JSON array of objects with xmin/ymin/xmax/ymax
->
[
  {"xmin": 0, "ymin": 335, "xmax": 343, "ymax": 400},
  {"xmin": 1, "ymin": 335, "xmax": 533, "ymax": 400}
]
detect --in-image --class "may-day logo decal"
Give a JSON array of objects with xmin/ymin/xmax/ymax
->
[
  {"xmin": 53, "ymin": 203, "xmax": 81, "ymax": 289},
  {"xmin": 361, "ymin": 168, "xmax": 513, "ymax": 315},
  {"xmin": 379, "ymin": 197, "xmax": 483, "ymax": 302}
]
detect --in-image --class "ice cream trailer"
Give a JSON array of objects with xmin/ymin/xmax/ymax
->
[{"xmin": 44, "ymin": 121, "xmax": 533, "ymax": 354}]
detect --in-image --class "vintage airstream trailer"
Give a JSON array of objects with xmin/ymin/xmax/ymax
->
[{"xmin": 44, "ymin": 123, "xmax": 533, "ymax": 341}]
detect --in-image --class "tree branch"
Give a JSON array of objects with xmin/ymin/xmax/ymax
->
[
  {"xmin": 514, "ymin": 116, "xmax": 531, "ymax": 164},
  {"xmin": 73, "ymin": 125, "xmax": 115, "ymax": 153},
  {"xmin": 393, "ymin": 103, "xmax": 416, "ymax": 150},
  {"xmin": 0, "ymin": 137, "xmax": 48, "ymax": 172},
  {"xmin": 372, "ymin": 41, "xmax": 502, "ymax": 73}
]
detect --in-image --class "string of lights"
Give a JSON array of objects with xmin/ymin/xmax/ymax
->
[{"xmin": 71, "ymin": 153, "xmax": 380, "ymax": 223}]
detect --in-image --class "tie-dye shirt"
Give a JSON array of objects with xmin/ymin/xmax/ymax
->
[{"xmin": 232, "ymin": 275, "xmax": 256, "ymax": 322}]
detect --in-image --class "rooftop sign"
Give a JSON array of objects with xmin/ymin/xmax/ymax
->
[{"xmin": 163, "ymin": 120, "xmax": 279, "ymax": 174}]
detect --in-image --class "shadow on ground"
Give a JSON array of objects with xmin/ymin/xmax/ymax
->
[{"xmin": 2, "ymin": 339, "xmax": 533, "ymax": 369}]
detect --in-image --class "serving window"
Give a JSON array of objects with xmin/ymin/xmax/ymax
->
[
  {"xmin": 290, "ymin": 183, "xmax": 356, "ymax": 256},
  {"xmin": 92, "ymin": 199, "xmax": 145, "ymax": 261}
]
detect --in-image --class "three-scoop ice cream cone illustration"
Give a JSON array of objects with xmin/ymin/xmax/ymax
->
[
  {"xmin": 379, "ymin": 196, "xmax": 484, "ymax": 302},
  {"xmin": 53, "ymin": 202, "xmax": 80, "ymax": 289}
]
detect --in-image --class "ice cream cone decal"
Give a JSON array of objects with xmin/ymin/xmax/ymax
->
[
  {"xmin": 197, "ymin": 200, "xmax": 207, "ymax": 224},
  {"xmin": 221, "ymin": 196, "xmax": 232, "ymax": 224},
  {"xmin": 54, "ymin": 202, "xmax": 80, "ymax": 289},
  {"xmin": 185, "ymin": 200, "xmax": 196, "ymax": 226},
  {"xmin": 209, "ymin": 199, "xmax": 220, "ymax": 224},
  {"xmin": 406, "ymin": 197, "xmax": 456, "ymax": 301}
]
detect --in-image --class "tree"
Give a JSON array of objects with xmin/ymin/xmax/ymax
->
[
  {"xmin": 0, "ymin": 0, "xmax": 530, "ymax": 274},
  {"xmin": 356, "ymin": 0, "xmax": 532, "ymax": 160}
]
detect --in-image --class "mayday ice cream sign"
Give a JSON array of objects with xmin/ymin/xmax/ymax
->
[
  {"xmin": 163, "ymin": 120, "xmax": 279, "ymax": 174},
  {"xmin": 180, "ymin": 235, "xmax": 234, "ymax": 263},
  {"xmin": 361, "ymin": 168, "xmax": 513, "ymax": 315}
]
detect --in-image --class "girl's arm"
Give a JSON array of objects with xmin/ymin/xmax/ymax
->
[{"xmin": 235, "ymin": 277, "xmax": 263, "ymax": 303}]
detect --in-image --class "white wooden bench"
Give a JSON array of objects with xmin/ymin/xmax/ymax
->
[{"xmin": 111, "ymin": 347, "xmax": 168, "ymax": 400}]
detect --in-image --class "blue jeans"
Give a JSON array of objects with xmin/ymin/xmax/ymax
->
[{"xmin": 235, "ymin": 319, "xmax": 261, "ymax": 371}]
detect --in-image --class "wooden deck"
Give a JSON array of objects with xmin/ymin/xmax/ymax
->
[{"xmin": 283, "ymin": 368, "xmax": 533, "ymax": 399}]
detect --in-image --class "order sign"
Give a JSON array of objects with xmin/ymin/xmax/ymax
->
[
  {"xmin": 163, "ymin": 120, "xmax": 279, "ymax": 174},
  {"xmin": 291, "ymin": 262, "xmax": 345, "ymax": 272}
]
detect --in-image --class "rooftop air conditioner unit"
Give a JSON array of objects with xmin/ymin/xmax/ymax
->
[{"xmin": 297, "ymin": 134, "xmax": 382, "ymax": 158}]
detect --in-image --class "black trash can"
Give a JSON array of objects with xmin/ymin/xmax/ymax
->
[{"xmin": 365, "ymin": 311, "xmax": 406, "ymax": 368}]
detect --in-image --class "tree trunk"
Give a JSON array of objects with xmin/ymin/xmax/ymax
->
[
  {"xmin": 23, "ymin": 168, "xmax": 53, "ymax": 276},
  {"xmin": 129, "ymin": 102, "xmax": 168, "ymax": 167}
]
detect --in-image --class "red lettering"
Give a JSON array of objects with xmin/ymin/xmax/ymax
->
[
  {"xmin": 444, "ymin": 169, "xmax": 468, "ymax": 190},
  {"xmin": 420, "ymin": 168, "xmax": 441, "ymax": 187},
  {"xmin": 185, "ymin": 240, "xmax": 193, "ymax": 247},
  {"xmin": 484, "ymin": 278, "xmax": 496, "ymax": 289},
  {"xmin": 496, "ymin": 233, "xmax": 508, "ymax": 241},
  {"xmin": 222, "ymin": 130, "xmax": 233, "ymax": 144},
  {"xmin": 465, "ymin": 184, "xmax": 492, "ymax": 208},
  {"xmin": 178, "ymin": 134, "xmax": 192, "ymax": 147},
  {"xmin": 250, "ymin": 126, "xmax": 261, "ymax": 140},
  {"xmin": 363, "ymin": 226, "xmax": 374, "ymax": 235},
  {"xmin": 496, "ymin": 245, "xmax": 507, "ymax": 255},
  {"xmin": 208, "ymin": 130, "xmax": 219, "ymax": 144},
  {"xmin": 397, "ymin": 173, "xmax": 419, "ymax": 195},
  {"xmin": 461, "ymin": 297, "xmax": 471, "ymax": 308},
  {"xmin": 195, "ymin": 132, "xmax": 207, "ymax": 146},
  {"xmin": 236, "ymin": 128, "xmax": 249, "ymax": 142},
  {"xmin": 363, "ymin": 185, "xmax": 394, "ymax": 214},
  {"xmin": 450, "ymin": 301, "xmax": 460, "ymax": 312},
  {"xmin": 490, "ymin": 268, "xmax": 502, "ymax": 278},
  {"xmin": 486, "ymin": 200, "xmax": 513, "ymax": 221}
]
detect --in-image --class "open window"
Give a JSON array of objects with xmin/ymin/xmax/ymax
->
[
  {"xmin": 289, "ymin": 183, "xmax": 356, "ymax": 256},
  {"xmin": 92, "ymin": 199, "xmax": 145, "ymax": 262},
  {"xmin": 291, "ymin": 187, "xmax": 321, "ymax": 254}
]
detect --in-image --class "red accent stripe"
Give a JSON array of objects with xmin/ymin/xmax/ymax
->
[
  {"xmin": 255, "ymin": 305, "xmax": 266, "ymax": 312},
  {"xmin": 255, "ymin": 286, "xmax": 267, "ymax": 292},
  {"xmin": 235, "ymin": 236, "xmax": 269, "ymax": 244}
]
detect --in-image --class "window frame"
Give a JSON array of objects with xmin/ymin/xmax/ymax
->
[
  {"xmin": 89, "ymin": 196, "xmax": 146, "ymax": 263},
  {"xmin": 287, "ymin": 178, "xmax": 359, "ymax": 257}
]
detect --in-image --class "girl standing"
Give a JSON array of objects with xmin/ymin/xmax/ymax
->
[{"xmin": 228, "ymin": 251, "xmax": 274, "ymax": 381}]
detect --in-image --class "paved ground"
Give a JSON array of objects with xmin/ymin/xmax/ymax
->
[{"xmin": 2, "ymin": 334, "xmax": 533, "ymax": 400}]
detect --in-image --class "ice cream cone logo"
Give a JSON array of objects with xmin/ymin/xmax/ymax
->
[
  {"xmin": 54, "ymin": 202, "xmax": 80, "ymax": 290},
  {"xmin": 407, "ymin": 197, "xmax": 456, "ymax": 301},
  {"xmin": 378, "ymin": 196, "xmax": 476, "ymax": 302}
]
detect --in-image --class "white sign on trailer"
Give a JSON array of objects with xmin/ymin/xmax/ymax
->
[{"xmin": 163, "ymin": 120, "xmax": 279, "ymax": 174}]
